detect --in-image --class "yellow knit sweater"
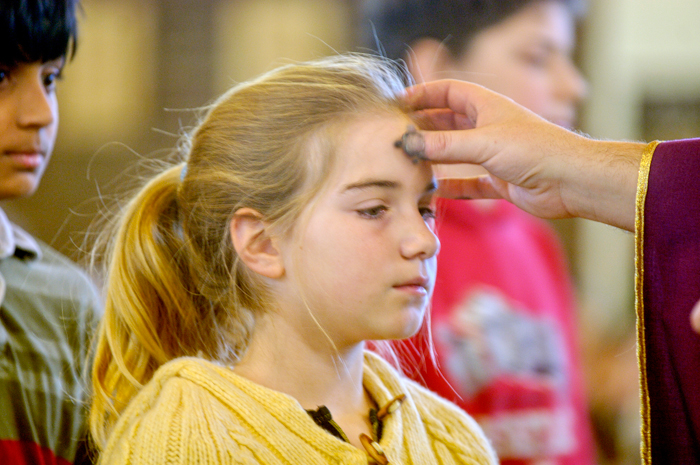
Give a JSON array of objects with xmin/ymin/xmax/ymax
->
[{"xmin": 99, "ymin": 352, "xmax": 497, "ymax": 464}]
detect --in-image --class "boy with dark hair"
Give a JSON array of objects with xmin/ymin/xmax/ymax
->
[
  {"xmin": 0, "ymin": 1, "xmax": 102, "ymax": 463},
  {"xmin": 363, "ymin": 1, "xmax": 596, "ymax": 464}
]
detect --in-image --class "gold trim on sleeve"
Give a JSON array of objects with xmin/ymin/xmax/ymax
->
[{"xmin": 635, "ymin": 140, "xmax": 660, "ymax": 465}]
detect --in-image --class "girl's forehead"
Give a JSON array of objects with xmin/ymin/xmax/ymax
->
[
  {"xmin": 324, "ymin": 114, "xmax": 433, "ymax": 190},
  {"xmin": 334, "ymin": 112, "xmax": 413, "ymax": 157}
]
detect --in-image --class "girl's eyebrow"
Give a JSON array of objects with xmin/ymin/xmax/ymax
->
[
  {"xmin": 342, "ymin": 179, "xmax": 399, "ymax": 193},
  {"xmin": 341, "ymin": 179, "xmax": 437, "ymax": 194}
]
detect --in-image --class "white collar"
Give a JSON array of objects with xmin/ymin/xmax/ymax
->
[{"xmin": 0, "ymin": 207, "xmax": 42, "ymax": 261}]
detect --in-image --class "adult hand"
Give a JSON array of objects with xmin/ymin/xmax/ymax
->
[
  {"xmin": 692, "ymin": 299, "xmax": 700, "ymax": 335},
  {"xmin": 406, "ymin": 79, "xmax": 646, "ymax": 231}
]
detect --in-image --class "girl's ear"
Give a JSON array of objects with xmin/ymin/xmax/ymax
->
[{"xmin": 230, "ymin": 208, "xmax": 285, "ymax": 279}]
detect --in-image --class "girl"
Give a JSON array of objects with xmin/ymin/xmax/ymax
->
[{"xmin": 89, "ymin": 54, "xmax": 497, "ymax": 464}]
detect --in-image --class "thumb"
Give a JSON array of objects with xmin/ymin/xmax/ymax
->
[{"xmin": 436, "ymin": 177, "xmax": 504, "ymax": 200}]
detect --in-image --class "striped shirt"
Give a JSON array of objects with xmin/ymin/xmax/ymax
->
[{"xmin": 0, "ymin": 208, "xmax": 102, "ymax": 464}]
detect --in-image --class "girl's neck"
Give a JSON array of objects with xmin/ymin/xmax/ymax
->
[{"xmin": 232, "ymin": 314, "xmax": 368, "ymax": 416}]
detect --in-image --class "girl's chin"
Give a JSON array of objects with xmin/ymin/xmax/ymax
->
[{"xmin": 383, "ymin": 311, "xmax": 426, "ymax": 341}]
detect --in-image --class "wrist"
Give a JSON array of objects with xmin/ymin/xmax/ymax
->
[{"xmin": 564, "ymin": 138, "xmax": 645, "ymax": 231}]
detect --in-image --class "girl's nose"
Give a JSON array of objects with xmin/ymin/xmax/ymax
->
[{"xmin": 400, "ymin": 213, "xmax": 440, "ymax": 260}]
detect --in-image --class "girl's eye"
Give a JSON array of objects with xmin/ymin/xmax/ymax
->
[
  {"xmin": 0, "ymin": 68, "xmax": 9, "ymax": 86},
  {"xmin": 358, "ymin": 205, "xmax": 388, "ymax": 219}
]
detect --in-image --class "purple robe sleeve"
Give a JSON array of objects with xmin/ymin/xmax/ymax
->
[{"xmin": 638, "ymin": 138, "xmax": 700, "ymax": 463}]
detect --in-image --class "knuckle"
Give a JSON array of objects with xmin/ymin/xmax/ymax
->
[{"xmin": 428, "ymin": 131, "xmax": 451, "ymax": 157}]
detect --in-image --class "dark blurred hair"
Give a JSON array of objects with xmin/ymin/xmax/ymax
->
[
  {"xmin": 361, "ymin": 0, "xmax": 585, "ymax": 62},
  {"xmin": 0, "ymin": 0, "xmax": 80, "ymax": 66}
]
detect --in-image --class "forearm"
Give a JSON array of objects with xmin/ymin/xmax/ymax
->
[{"xmin": 562, "ymin": 138, "xmax": 645, "ymax": 232}]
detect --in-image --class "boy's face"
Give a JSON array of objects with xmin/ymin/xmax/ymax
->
[
  {"xmin": 0, "ymin": 59, "xmax": 62, "ymax": 200},
  {"xmin": 449, "ymin": 0, "xmax": 586, "ymax": 129}
]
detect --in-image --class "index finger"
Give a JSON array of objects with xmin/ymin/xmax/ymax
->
[
  {"xmin": 405, "ymin": 79, "xmax": 494, "ymax": 124},
  {"xmin": 413, "ymin": 108, "xmax": 476, "ymax": 131}
]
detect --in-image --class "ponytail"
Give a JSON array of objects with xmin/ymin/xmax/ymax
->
[{"xmin": 89, "ymin": 163, "xmax": 249, "ymax": 447}]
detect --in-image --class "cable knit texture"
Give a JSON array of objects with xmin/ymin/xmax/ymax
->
[{"xmin": 99, "ymin": 351, "xmax": 497, "ymax": 464}]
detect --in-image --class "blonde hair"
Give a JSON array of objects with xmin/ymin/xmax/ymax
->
[{"xmin": 89, "ymin": 54, "xmax": 415, "ymax": 448}]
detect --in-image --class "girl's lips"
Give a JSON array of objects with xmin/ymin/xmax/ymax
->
[
  {"xmin": 394, "ymin": 277, "xmax": 430, "ymax": 295},
  {"xmin": 395, "ymin": 284, "xmax": 428, "ymax": 296}
]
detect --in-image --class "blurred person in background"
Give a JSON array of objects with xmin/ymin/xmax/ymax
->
[
  {"xmin": 362, "ymin": 1, "xmax": 598, "ymax": 464},
  {"xmin": 0, "ymin": 1, "xmax": 102, "ymax": 463}
]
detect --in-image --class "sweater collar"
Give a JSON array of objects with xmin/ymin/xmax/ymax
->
[{"xmin": 151, "ymin": 352, "xmax": 422, "ymax": 463}]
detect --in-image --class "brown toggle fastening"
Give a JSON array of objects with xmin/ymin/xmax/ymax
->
[
  {"xmin": 377, "ymin": 394, "xmax": 406, "ymax": 421},
  {"xmin": 360, "ymin": 433, "xmax": 389, "ymax": 465}
]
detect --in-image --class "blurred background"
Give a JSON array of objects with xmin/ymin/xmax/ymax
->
[{"xmin": 4, "ymin": 0, "xmax": 700, "ymax": 463}]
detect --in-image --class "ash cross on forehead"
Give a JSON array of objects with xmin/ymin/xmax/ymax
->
[{"xmin": 394, "ymin": 125, "xmax": 428, "ymax": 164}]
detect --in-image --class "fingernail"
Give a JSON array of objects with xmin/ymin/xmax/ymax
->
[{"xmin": 394, "ymin": 125, "xmax": 427, "ymax": 164}]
